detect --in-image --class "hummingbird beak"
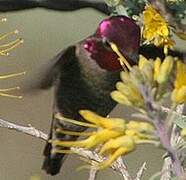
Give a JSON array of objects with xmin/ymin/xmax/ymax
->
[{"xmin": 105, "ymin": 36, "xmax": 139, "ymax": 65}]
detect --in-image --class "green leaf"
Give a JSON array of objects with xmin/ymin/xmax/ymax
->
[
  {"xmin": 170, "ymin": 176, "xmax": 179, "ymax": 180},
  {"xmin": 173, "ymin": 114, "xmax": 186, "ymax": 129},
  {"xmin": 115, "ymin": 5, "xmax": 128, "ymax": 16},
  {"xmin": 104, "ymin": 0, "xmax": 121, "ymax": 7}
]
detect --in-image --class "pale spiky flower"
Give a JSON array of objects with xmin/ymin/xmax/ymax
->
[
  {"xmin": 0, "ymin": 17, "xmax": 25, "ymax": 98},
  {"xmin": 0, "ymin": 71, "xmax": 25, "ymax": 98}
]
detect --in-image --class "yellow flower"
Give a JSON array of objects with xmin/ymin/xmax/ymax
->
[
  {"xmin": 171, "ymin": 61, "xmax": 186, "ymax": 104},
  {"xmin": 138, "ymin": 55, "xmax": 154, "ymax": 83},
  {"xmin": 154, "ymin": 57, "xmax": 161, "ymax": 80},
  {"xmin": 98, "ymin": 135, "xmax": 135, "ymax": 169},
  {"xmin": 126, "ymin": 121, "xmax": 156, "ymax": 140},
  {"xmin": 111, "ymin": 55, "xmax": 154, "ymax": 108},
  {"xmin": 181, "ymin": 128, "xmax": 186, "ymax": 137},
  {"xmin": 138, "ymin": 55, "xmax": 151, "ymax": 70},
  {"xmin": 53, "ymin": 111, "xmax": 126, "ymax": 151},
  {"xmin": 126, "ymin": 121, "xmax": 155, "ymax": 134},
  {"xmin": 97, "ymin": 121, "xmax": 156, "ymax": 169},
  {"xmin": 111, "ymin": 90, "xmax": 133, "ymax": 106},
  {"xmin": 54, "ymin": 111, "xmax": 157, "ymax": 169},
  {"xmin": 142, "ymin": 5, "xmax": 174, "ymax": 49},
  {"xmin": 154, "ymin": 56, "xmax": 174, "ymax": 84},
  {"xmin": 111, "ymin": 71, "xmax": 144, "ymax": 107},
  {"xmin": 52, "ymin": 129, "xmax": 122, "ymax": 149},
  {"xmin": 79, "ymin": 110, "xmax": 126, "ymax": 131},
  {"xmin": 111, "ymin": 52, "xmax": 176, "ymax": 107}
]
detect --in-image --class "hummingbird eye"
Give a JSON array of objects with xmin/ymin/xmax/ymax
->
[{"xmin": 102, "ymin": 38, "xmax": 111, "ymax": 50}]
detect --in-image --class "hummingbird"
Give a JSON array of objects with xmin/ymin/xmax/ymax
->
[
  {"xmin": 22, "ymin": 15, "xmax": 185, "ymax": 176},
  {"xmin": 1, "ymin": 0, "xmax": 185, "ymax": 176},
  {"xmin": 37, "ymin": 15, "xmax": 141, "ymax": 175}
]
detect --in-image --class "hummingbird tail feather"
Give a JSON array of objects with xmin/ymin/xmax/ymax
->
[
  {"xmin": 42, "ymin": 112, "xmax": 86, "ymax": 175},
  {"xmin": 42, "ymin": 115, "xmax": 66, "ymax": 175},
  {"xmin": 42, "ymin": 141, "xmax": 66, "ymax": 175}
]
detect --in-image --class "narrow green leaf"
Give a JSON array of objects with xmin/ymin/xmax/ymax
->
[
  {"xmin": 104, "ymin": 0, "xmax": 121, "ymax": 7},
  {"xmin": 173, "ymin": 114, "xmax": 186, "ymax": 128}
]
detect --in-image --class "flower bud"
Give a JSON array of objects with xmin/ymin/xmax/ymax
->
[
  {"xmin": 171, "ymin": 87, "xmax": 186, "ymax": 104},
  {"xmin": 156, "ymin": 56, "xmax": 174, "ymax": 84},
  {"xmin": 79, "ymin": 110, "xmax": 126, "ymax": 131},
  {"xmin": 111, "ymin": 91, "xmax": 132, "ymax": 106}
]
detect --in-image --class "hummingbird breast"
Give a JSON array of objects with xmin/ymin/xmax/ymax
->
[{"xmin": 55, "ymin": 43, "xmax": 120, "ymax": 120}]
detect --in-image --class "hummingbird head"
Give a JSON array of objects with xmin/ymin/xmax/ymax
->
[{"xmin": 84, "ymin": 16, "xmax": 140, "ymax": 71}]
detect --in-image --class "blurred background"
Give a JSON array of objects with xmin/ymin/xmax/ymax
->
[{"xmin": 0, "ymin": 5, "xmax": 185, "ymax": 180}]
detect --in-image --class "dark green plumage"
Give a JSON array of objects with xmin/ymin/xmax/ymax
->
[{"xmin": 41, "ymin": 42, "xmax": 120, "ymax": 175}]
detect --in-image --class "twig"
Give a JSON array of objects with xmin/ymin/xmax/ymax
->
[
  {"xmin": 72, "ymin": 148, "xmax": 133, "ymax": 179},
  {"xmin": 88, "ymin": 165, "xmax": 98, "ymax": 180},
  {"xmin": 140, "ymin": 84, "xmax": 183, "ymax": 177},
  {"xmin": 0, "ymin": 117, "xmax": 145, "ymax": 179},
  {"xmin": 0, "ymin": 118, "xmax": 48, "ymax": 140},
  {"xmin": 134, "ymin": 162, "xmax": 146, "ymax": 180},
  {"xmin": 160, "ymin": 157, "xmax": 172, "ymax": 180},
  {"xmin": 176, "ymin": 105, "xmax": 185, "ymax": 115},
  {"xmin": 0, "ymin": 117, "xmax": 133, "ymax": 179},
  {"xmin": 160, "ymin": 104, "xmax": 185, "ymax": 180},
  {"xmin": 113, "ymin": 157, "xmax": 133, "ymax": 180}
]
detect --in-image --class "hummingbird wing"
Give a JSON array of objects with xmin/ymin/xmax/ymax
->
[
  {"xmin": 0, "ymin": 0, "xmax": 109, "ymax": 14},
  {"xmin": 38, "ymin": 46, "xmax": 77, "ymax": 90},
  {"xmin": 19, "ymin": 45, "xmax": 76, "ymax": 93}
]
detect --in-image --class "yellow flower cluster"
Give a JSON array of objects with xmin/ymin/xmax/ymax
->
[
  {"xmin": 171, "ymin": 61, "xmax": 186, "ymax": 104},
  {"xmin": 142, "ymin": 5, "xmax": 174, "ymax": 52},
  {"xmin": 111, "ymin": 70, "xmax": 144, "ymax": 107},
  {"xmin": 53, "ymin": 111, "xmax": 155, "ymax": 169},
  {"xmin": 111, "ymin": 53, "xmax": 175, "ymax": 107},
  {"xmin": 112, "ymin": 51, "xmax": 186, "ymax": 105},
  {"xmin": 153, "ymin": 56, "xmax": 174, "ymax": 84}
]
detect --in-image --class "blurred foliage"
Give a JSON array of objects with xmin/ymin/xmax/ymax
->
[
  {"xmin": 168, "ymin": 0, "xmax": 186, "ymax": 21},
  {"xmin": 104, "ymin": 0, "xmax": 186, "ymax": 22}
]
